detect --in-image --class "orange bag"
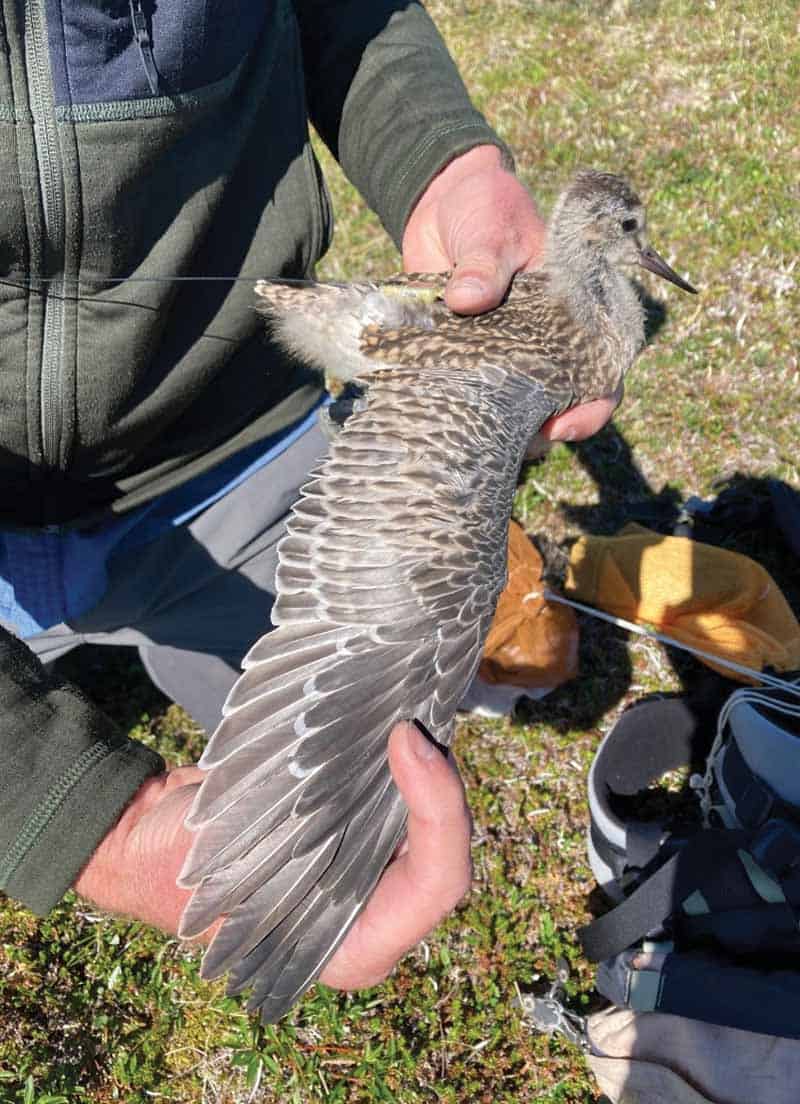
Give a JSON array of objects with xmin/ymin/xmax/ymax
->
[
  {"xmin": 479, "ymin": 520, "xmax": 579, "ymax": 690},
  {"xmin": 566, "ymin": 523, "xmax": 800, "ymax": 680}
]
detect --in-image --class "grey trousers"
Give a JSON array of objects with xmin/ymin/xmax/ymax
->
[{"xmin": 26, "ymin": 422, "xmax": 328, "ymax": 733}]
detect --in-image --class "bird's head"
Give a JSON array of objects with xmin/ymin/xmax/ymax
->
[{"xmin": 547, "ymin": 169, "xmax": 697, "ymax": 294}]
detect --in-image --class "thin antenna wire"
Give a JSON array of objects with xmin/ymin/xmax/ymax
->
[
  {"xmin": 529, "ymin": 589, "xmax": 800, "ymax": 696},
  {"xmin": 0, "ymin": 274, "xmax": 339, "ymax": 285},
  {"xmin": 0, "ymin": 273, "xmax": 340, "ymax": 305}
]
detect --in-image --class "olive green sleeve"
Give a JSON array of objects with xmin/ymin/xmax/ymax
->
[
  {"xmin": 0, "ymin": 628, "xmax": 164, "ymax": 915},
  {"xmin": 295, "ymin": 0, "xmax": 514, "ymax": 247}
]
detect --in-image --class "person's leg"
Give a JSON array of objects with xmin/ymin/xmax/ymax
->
[
  {"xmin": 29, "ymin": 420, "xmax": 328, "ymax": 731},
  {"xmin": 138, "ymin": 645, "xmax": 241, "ymax": 734}
]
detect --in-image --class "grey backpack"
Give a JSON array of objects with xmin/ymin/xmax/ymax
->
[{"xmin": 524, "ymin": 683, "xmax": 800, "ymax": 1103}]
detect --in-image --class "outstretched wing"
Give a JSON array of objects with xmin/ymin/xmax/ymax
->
[{"xmin": 178, "ymin": 359, "xmax": 557, "ymax": 1022}]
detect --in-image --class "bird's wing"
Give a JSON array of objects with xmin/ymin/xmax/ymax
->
[{"xmin": 178, "ymin": 358, "xmax": 558, "ymax": 1022}]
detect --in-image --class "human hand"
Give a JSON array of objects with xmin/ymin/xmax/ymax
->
[
  {"xmin": 320, "ymin": 721, "xmax": 472, "ymax": 989},
  {"xmin": 73, "ymin": 722, "xmax": 472, "ymax": 991},
  {"xmin": 402, "ymin": 144, "xmax": 545, "ymax": 315},
  {"xmin": 537, "ymin": 384, "xmax": 623, "ymax": 444},
  {"xmin": 72, "ymin": 764, "xmax": 209, "ymax": 937},
  {"xmin": 402, "ymin": 145, "xmax": 622, "ymax": 443}
]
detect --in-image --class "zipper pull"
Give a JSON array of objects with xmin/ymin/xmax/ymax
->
[{"xmin": 129, "ymin": 0, "xmax": 161, "ymax": 96}]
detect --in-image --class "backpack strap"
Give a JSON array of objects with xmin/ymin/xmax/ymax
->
[
  {"xmin": 720, "ymin": 736, "xmax": 800, "ymax": 832},
  {"xmin": 581, "ymin": 818, "xmax": 800, "ymax": 962},
  {"xmin": 597, "ymin": 948, "xmax": 800, "ymax": 1038},
  {"xmin": 579, "ymin": 829, "xmax": 750, "ymax": 962}
]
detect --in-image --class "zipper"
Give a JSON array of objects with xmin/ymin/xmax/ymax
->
[
  {"xmin": 129, "ymin": 0, "xmax": 161, "ymax": 96},
  {"xmin": 23, "ymin": 0, "xmax": 66, "ymax": 470}
]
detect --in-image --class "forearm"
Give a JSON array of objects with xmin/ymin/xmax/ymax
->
[
  {"xmin": 295, "ymin": 0, "xmax": 512, "ymax": 245},
  {"xmin": 0, "ymin": 628, "xmax": 164, "ymax": 914}
]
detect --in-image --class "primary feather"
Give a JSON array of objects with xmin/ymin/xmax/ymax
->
[{"xmin": 178, "ymin": 170, "xmax": 695, "ymax": 1022}]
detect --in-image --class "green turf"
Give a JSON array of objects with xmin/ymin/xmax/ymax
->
[{"xmin": 2, "ymin": 2, "xmax": 798, "ymax": 1100}]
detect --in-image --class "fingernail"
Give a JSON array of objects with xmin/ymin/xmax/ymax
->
[
  {"xmin": 408, "ymin": 722, "xmax": 436, "ymax": 760},
  {"xmin": 450, "ymin": 276, "xmax": 485, "ymax": 295},
  {"xmin": 411, "ymin": 718, "xmax": 448, "ymax": 760},
  {"xmin": 447, "ymin": 277, "xmax": 492, "ymax": 310}
]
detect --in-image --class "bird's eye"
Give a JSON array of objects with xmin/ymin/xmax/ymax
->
[{"xmin": 621, "ymin": 217, "xmax": 638, "ymax": 233}]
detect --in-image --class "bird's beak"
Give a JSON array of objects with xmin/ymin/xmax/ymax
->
[{"xmin": 638, "ymin": 245, "xmax": 697, "ymax": 294}]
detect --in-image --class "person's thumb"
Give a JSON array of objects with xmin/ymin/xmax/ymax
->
[
  {"xmin": 444, "ymin": 250, "xmax": 517, "ymax": 315},
  {"xmin": 388, "ymin": 721, "xmax": 472, "ymax": 907}
]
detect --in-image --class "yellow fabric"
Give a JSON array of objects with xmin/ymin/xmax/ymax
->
[
  {"xmin": 565, "ymin": 523, "xmax": 800, "ymax": 682},
  {"xmin": 480, "ymin": 520, "xmax": 579, "ymax": 689}
]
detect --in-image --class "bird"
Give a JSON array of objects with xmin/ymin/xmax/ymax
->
[{"xmin": 177, "ymin": 169, "xmax": 697, "ymax": 1022}]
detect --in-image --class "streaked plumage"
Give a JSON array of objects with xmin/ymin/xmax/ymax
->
[{"xmin": 178, "ymin": 170, "xmax": 696, "ymax": 1022}]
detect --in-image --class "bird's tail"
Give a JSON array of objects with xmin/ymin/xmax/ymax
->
[
  {"xmin": 177, "ymin": 619, "xmax": 415, "ymax": 1022},
  {"xmin": 254, "ymin": 278, "xmax": 439, "ymax": 391}
]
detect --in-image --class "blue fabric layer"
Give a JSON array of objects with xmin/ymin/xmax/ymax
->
[
  {"xmin": 45, "ymin": 0, "xmax": 271, "ymax": 106},
  {"xmin": 0, "ymin": 400, "xmax": 324, "ymax": 638}
]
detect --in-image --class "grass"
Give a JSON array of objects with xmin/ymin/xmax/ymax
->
[{"xmin": 1, "ymin": 1, "xmax": 799, "ymax": 1100}]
